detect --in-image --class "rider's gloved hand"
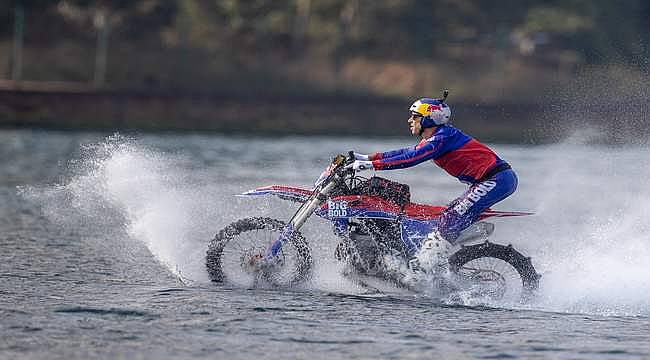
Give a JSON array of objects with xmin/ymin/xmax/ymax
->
[
  {"xmin": 346, "ymin": 160, "xmax": 375, "ymax": 171},
  {"xmin": 352, "ymin": 152, "xmax": 370, "ymax": 161}
]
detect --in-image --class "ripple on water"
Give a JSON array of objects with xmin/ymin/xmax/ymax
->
[{"xmin": 54, "ymin": 306, "xmax": 158, "ymax": 318}]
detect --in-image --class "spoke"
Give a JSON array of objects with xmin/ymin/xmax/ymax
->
[
  {"xmin": 458, "ymin": 257, "xmax": 524, "ymax": 301},
  {"xmin": 219, "ymin": 224, "xmax": 303, "ymax": 287}
]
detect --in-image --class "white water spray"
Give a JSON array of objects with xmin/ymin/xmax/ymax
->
[
  {"xmin": 503, "ymin": 130, "xmax": 650, "ymax": 315},
  {"xmin": 21, "ymin": 134, "xmax": 218, "ymax": 283}
]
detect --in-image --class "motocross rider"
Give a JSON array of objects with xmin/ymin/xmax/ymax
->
[{"xmin": 347, "ymin": 94, "xmax": 518, "ymax": 264}]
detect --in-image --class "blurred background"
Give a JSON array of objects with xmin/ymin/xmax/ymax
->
[{"xmin": 1, "ymin": 0, "xmax": 649, "ymax": 142}]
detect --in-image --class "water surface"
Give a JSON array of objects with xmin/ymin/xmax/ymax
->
[{"xmin": 2, "ymin": 129, "xmax": 650, "ymax": 359}]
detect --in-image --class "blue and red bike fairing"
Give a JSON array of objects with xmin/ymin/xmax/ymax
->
[{"xmin": 240, "ymin": 184, "xmax": 532, "ymax": 259}]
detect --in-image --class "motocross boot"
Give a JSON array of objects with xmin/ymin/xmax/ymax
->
[{"xmin": 408, "ymin": 230, "xmax": 452, "ymax": 276}]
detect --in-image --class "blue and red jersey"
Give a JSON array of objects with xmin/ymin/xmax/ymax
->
[{"xmin": 369, "ymin": 125, "xmax": 506, "ymax": 184}]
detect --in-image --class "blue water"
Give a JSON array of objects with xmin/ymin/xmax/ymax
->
[{"xmin": 3, "ymin": 129, "xmax": 650, "ymax": 359}]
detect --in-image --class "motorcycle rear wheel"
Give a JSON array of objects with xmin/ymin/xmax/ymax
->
[
  {"xmin": 206, "ymin": 217, "xmax": 312, "ymax": 287},
  {"xmin": 449, "ymin": 241, "xmax": 540, "ymax": 302}
]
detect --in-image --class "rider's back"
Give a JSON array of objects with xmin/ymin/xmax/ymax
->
[{"xmin": 429, "ymin": 125, "xmax": 506, "ymax": 184}]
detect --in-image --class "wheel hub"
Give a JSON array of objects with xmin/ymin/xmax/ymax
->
[
  {"xmin": 466, "ymin": 268, "xmax": 507, "ymax": 299},
  {"xmin": 240, "ymin": 248, "xmax": 285, "ymax": 274}
]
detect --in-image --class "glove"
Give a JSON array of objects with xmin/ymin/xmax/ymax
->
[
  {"xmin": 352, "ymin": 152, "xmax": 370, "ymax": 161},
  {"xmin": 346, "ymin": 160, "xmax": 374, "ymax": 171}
]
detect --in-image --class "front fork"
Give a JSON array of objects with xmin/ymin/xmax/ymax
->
[{"xmin": 264, "ymin": 180, "xmax": 338, "ymax": 260}]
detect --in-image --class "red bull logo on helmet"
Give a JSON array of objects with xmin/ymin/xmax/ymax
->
[
  {"xmin": 412, "ymin": 101, "xmax": 438, "ymax": 116},
  {"xmin": 426, "ymin": 104, "xmax": 441, "ymax": 113}
]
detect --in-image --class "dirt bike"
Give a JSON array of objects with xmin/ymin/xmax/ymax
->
[{"xmin": 206, "ymin": 153, "xmax": 540, "ymax": 301}]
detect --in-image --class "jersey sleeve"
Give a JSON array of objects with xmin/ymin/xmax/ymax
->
[
  {"xmin": 371, "ymin": 138, "xmax": 444, "ymax": 170},
  {"xmin": 369, "ymin": 147, "xmax": 411, "ymax": 161}
]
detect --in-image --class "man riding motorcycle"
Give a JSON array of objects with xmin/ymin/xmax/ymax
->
[{"xmin": 347, "ymin": 93, "xmax": 518, "ymax": 271}]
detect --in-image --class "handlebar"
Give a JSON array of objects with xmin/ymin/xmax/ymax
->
[
  {"xmin": 328, "ymin": 152, "xmax": 356, "ymax": 178},
  {"xmin": 347, "ymin": 151, "xmax": 355, "ymax": 161}
]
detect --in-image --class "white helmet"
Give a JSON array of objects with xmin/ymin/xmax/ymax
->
[{"xmin": 409, "ymin": 91, "xmax": 451, "ymax": 127}]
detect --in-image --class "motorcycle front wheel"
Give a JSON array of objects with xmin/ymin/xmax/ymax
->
[{"xmin": 206, "ymin": 217, "xmax": 312, "ymax": 287}]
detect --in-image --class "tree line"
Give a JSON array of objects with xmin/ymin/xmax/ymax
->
[{"xmin": 2, "ymin": 1, "xmax": 649, "ymax": 98}]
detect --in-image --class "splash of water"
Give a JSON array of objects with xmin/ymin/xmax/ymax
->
[
  {"xmin": 21, "ymin": 134, "xmax": 215, "ymax": 283},
  {"xmin": 510, "ymin": 129, "xmax": 650, "ymax": 316}
]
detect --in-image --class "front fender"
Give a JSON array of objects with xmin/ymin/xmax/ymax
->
[{"xmin": 238, "ymin": 185, "xmax": 313, "ymax": 203}]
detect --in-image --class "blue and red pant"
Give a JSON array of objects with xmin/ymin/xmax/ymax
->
[{"xmin": 437, "ymin": 168, "xmax": 518, "ymax": 243}]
